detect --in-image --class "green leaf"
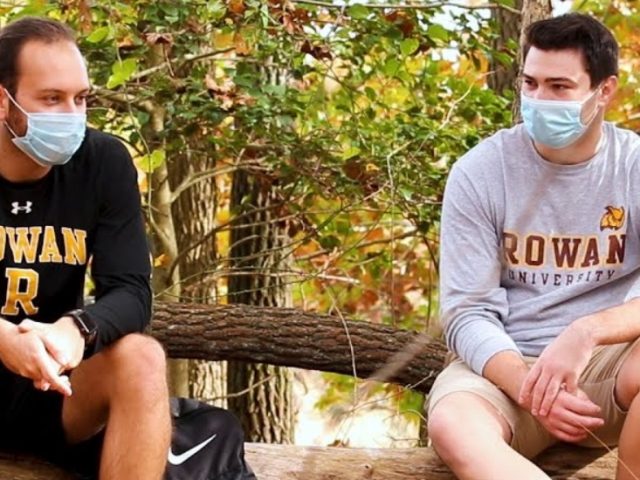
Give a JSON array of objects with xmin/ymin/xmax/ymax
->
[
  {"xmin": 138, "ymin": 149, "xmax": 166, "ymax": 173},
  {"xmin": 493, "ymin": 51, "xmax": 513, "ymax": 67},
  {"xmin": 364, "ymin": 86, "xmax": 377, "ymax": 101},
  {"xmin": 86, "ymin": 26, "xmax": 110, "ymax": 43},
  {"xmin": 382, "ymin": 58, "xmax": 401, "ymax": 77},
  {"xmin": 400, "ymin": 38, "xmax": 419, "ymax": 57},
  {"xmin": 106, "ymin": 58, "xmax": 138, "ymax": 89},
  {"xmin": 342, "ymin": 145, "xmax": 361, "ymax": 160},
  {"xmin": 336, "ymin": 219, "xmax": 351, "ymax": 235},
  {"xmin": 427, "ymin": 24, "xmax": 449, "ymax": 42},
  {"xmin": 399, "ymin": 187, "xmax": 413, "ymax": 201},
  {"xmin": 397, "ymin": 70, "xmax": 413, "ymax": 85},
  {"xmin": 319, "ymin": 235, "xmax": 340, "ymax": 250},
  {"xmin": 348, "ymin": 4, "xmax": 369, "ymax": 20}
]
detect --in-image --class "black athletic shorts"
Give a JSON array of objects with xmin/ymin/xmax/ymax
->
[{"xmin": 0, "ymin": 365, "xmax": 103, "ymax": 479}]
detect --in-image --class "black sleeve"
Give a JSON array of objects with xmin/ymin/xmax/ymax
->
[{"xmin": 83, "ymin": 138, "xmax": 151, "ymax": 356}]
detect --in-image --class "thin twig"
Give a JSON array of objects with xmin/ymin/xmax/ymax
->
[
  {"xmin": 205, "ymin": 375, "xmax": 276, "ymax": 402},
  {"xmin": 580, "ymin": 426, "xmax": 639, "ymax": 480},
  {"xmin": 292, "ymin": 0, "xmax": 521, "ymax": 15},
  {"xmin": 130, "ymin": 48, "xmax": 235, "ymax": 81},
  {"xmin": 359, "ymin": 333, "xmax": 432, "ymax": 395}
]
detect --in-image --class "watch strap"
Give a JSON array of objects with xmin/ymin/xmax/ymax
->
[{"xmin": 65, "ymin": 308, "xmax": 98, "ymax": 349}]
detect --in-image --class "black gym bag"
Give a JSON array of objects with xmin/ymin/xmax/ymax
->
[{"xmin": 165, "ymin": 397, "xmax": 257, "ymax": 480}]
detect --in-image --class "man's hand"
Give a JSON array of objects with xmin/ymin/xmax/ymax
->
[
  {"xmin": 534, "ymin": 388, "xmax": 604, "ymax": 443},
  {"xmin": 18, "ymin": 316, "xmax": 85, "ymax": 372},
  {"xmin": 0, "ymin": 321, "xmax": 72, "ymax": 396},
  {"xmin": 519, "ymin": 322, "xmax": 595, "ymax": 416}
]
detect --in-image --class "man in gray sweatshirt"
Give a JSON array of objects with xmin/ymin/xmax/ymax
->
[{"xmin": 427, "ymin": 13, "xmax": 640, "ymax": 480}]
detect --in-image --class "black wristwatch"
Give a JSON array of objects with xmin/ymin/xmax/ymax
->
[{"xmin": 65, "ymin": 309, "xmax": 98, "ymax": 348}]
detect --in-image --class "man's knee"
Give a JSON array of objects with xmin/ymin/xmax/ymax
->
[
  {"xmin": 616, "ymin": 344, "xmax": 640, "ymax": 410},
  {"xmin": 428, "ymin": 400, "xmax": 464, "ymax": 464},
  {"xmin": 428, "ymin": 393, "xmax": 511, "ymax": 466},
  {"xmin": 104, "ymin": 334, "xmax": 167, "ymax": 392}
]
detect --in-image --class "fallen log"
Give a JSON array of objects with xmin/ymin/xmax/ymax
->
[
  {"xmin": 0, "ymin": 451, "xmax": 73, "ymax": 479},
  {"xmin": 149, "ymin": 301, "xmax": 447, "ymax": 394},
  {"xmin": 0, "ymin": 302, "xmax": 622, "ymax": 479},
  {"xmin": 245, "ymin": 443, "xmax": 619, "ymax": 480},
  {"xmin": 0, "ymin": 443, "xmax": 619, "ymax": 480}
]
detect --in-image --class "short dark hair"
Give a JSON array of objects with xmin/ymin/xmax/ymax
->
[
  {"xmin": 0, "ymin": 17, "xmax": 76, "ymax": 95},
  {"xmin": 523, "ymin": 13, "xmax": 618, "ymax": 87}
]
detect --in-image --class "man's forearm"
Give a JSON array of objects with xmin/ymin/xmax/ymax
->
[
  {"xmin": 573, "ymin": 297, "xmax": 640, "ymax": 346},
  {"xmin": 482, "ymin": 350, "xmax": 530, "ymax": 403}
]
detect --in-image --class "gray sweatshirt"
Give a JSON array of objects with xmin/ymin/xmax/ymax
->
[{"xmin": 440, "ymin": 122, "xmax": 640, "ymax": 375}]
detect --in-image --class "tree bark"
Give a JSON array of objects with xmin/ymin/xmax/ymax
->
[
  {"xmin": 167, "ymin": 130, "xmax": 227, "ymax": 407},
  {"xmin": 0, "ymin": 442, "xmax": 618, "ymax": 480},
  {"xmin": 148, "ymin": 301, "xmax": 446, "ymax": 394},
  {"xmin": 244, "ymin": 443, "xmax": 619, "ymax": 480},
  {"xmin": 139, "ymin": 41, "xmax": 187, "ymax": 398},
  {"xmin": 512, "ymin": 0, "xmax": 553, "ymax": 120},
  {"xmin": 227, "ymin": 163, "xmax": 294, "ymax": 443},
  {"xmin": 488, "ymin": 0, "xmax": 524, "ymax": 96}
]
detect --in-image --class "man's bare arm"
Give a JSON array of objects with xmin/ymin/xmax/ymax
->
[
  {"xmin": 484, "ymin": 350, "xmax": 603, "ymax": 442},
  {"xmin": 520, "ymin": 297, "xmax": 640, "ymax": 417}
]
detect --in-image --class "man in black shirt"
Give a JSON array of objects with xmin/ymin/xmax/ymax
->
[{"xmin": 0, "ymin": 17, "xmax": 170, "ymax": 479}]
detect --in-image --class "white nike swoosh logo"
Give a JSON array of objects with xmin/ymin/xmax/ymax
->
[{"xmin": 167, "ymin": 434, "xmax": 217, "ymax": 465}]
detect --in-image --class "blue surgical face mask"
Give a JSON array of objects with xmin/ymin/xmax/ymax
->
[
  {"xmin": 521, "ymin": 88, "xmax": 601, "ymax": 149},
  {"xmin": 4, "ymin": 90, "xmax": 86, "ymax": 167}
]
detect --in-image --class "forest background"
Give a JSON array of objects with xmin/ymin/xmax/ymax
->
[{"xmin": 1, "ymin": 0, "xmax": 638, "ymax": 448}]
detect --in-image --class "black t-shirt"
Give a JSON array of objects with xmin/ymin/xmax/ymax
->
[{"xmin": 0, "ymin": 128, "xmax": 151, "ymax": 356}]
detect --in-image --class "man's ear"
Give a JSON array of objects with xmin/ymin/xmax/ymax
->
[
  {"xmin": 599, "ymin": 75, "xmax": 618, "ymax": 106},
  {"xmin": 0, "ymin": 86, "xmax": 10, "ymax": 122}
]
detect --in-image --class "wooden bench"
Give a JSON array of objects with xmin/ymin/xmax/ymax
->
[{"xmin": 0, "ymin": 302, "xmax": 622, "ymax": 479}]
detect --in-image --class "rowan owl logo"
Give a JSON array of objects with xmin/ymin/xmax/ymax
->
[{"xmin": 600, "ymin": 206, "xmax": 625, "ymax": 231}]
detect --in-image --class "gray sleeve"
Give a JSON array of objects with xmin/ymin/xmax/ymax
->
[
  {"xmin": 440, "ymin": 160, "xmax": 520, "ymax": 375},
  {"xmin": 624, "ymin": 268, "xmax": 640, "ymax": 302}
]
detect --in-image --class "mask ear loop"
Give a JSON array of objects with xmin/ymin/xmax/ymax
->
[
  {"xmin": 3, "ymin": 88, "xmax": 28, "ymax": 116},
  {"xmin": 580, "ymin": 85, "xmax": 603, "ymax": 126},
  {"xmin": 4, "ymin": 121, "xmax": 19, "ymax": 139},
  {"xmin": 2, "ymin": 88, "xmax": 28, "ymax": 140}
]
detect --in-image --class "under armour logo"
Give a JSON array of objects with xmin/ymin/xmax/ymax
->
[{"xmin": 11, "ymin": 201, "xmax": 33, "ymax": 215}]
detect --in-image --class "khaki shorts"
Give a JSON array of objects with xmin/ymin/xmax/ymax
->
[{"xmin": 426, "ymin": 340, "xmax": 640, "ymax": 459}]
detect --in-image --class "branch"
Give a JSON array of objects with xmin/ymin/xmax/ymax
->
[
  {"xmin": 93, "ymin": 88, "xmax": 156, "ymax": 114},
  {"xmin": 166, "ymin": 201, "xmax": 289, "ymax": 280},
  {"xmin": 130, "ymin": 47, "xmax": 235, "ymax": 81},
  {"xmin": 296, "ymin": 227, "xmax": 419, "ymax": 263},
  {"xmin": 169, "ymin": 163, "xmax": 243, "ymax": 203},
  {"xmin": 292, "ymin": 0, "xmax": 521, "ymax": 15},
  {"xmin": 148, "ymin": 301, "xmax": 446, "ymax": 394}
]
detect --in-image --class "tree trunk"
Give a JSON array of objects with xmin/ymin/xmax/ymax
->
[
  {"xmin": 167, "ymin": 133, "xmax": 227, "ymax": 407},
  {"xmin": 227, "ymin": 165, "xmax": 294, "ymax": 443},
  {"xmin": 150, "ymin": 157, "xmax": 188, "ymax": 398},
  {"xmin": 488, "ymin": 0, "xmax": 524, "ymax": 96},
  {"xmin": 512, "ymin": 0, "xmax": 553, "ymax": 120},
  {"xmin": 137, "ymin": 41, "xmax": 189, "ymax": 398}
]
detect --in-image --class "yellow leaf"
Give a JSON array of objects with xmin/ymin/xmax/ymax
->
[
  {"xmin": 216, "ymin": 209, "xmax": 230, "ymax": 225},
  {"xmin": 228, "ymin": 0, "xmax": 245, "ymax": 15},
  {"xmin": 213, "ymin": 31, "xmax": 235, "ymax": 50},
  {"xmin": 234, "ymin": 32, "xmax": 252, "ymax": 55},
  {"xmin": 153, "ymin": 253, "xmax": 170, "ymax": 267}
]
